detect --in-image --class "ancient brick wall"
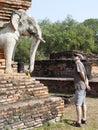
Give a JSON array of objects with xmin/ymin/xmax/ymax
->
[
  {"xmin": 0, "ymin": 74, "xmax": 64, "ymax": 129},
  {"xmin": 0, "ymin": 96, "xmax": 64, "ymax": 130},
  {"xmin": 0, "ymin": 49, "xmax": 18, "ymax": 73},
  {"xmin": 50, "ymin": 50, "xmax": 98, "ymax": 60},
  {"xmin": 0, "ymin": 0, "xmax": 32, "ymax": 22},
  {"xmin": 36, "ymin": 78, "xmax": 98, "ymax": 96},
  {"xmin": 32, "ymin": 60, "xmax": 74, "ymax": 77},
  {"xmin": 32, "ymin": 50, "xmax": 98, "ymax": 78},
  {"xmin": 32, "ymin": 60, "xmax": 92, "ymax": 79},
  {"xmin": 49, "ymin": 50, "xmax": 98, "ymax": 78}
]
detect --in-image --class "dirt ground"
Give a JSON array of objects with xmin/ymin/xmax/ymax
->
[
  {"xmin": 33, "ymin": 97, "xmax": 98, "ymax": 130},
  {"xmin": 63, "ymin": 97, "xmax": 98, "ymax": 130}
]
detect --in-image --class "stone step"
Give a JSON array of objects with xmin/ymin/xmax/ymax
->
[
  {"xmin": 0, "ymin": 53, "xmax": 4, "ymax": 59},
  {"xmin": 0, "ymin": 76, "xmax": 49, "ymax": 105},
  {"xmin": 0, "ymin": 96, "xmax": 64, "ymax": 130},
  {"xmin": 0, "ymin": 58, "xmax": 18, "ymax": 73}
]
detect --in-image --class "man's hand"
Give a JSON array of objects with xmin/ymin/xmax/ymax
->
[
  {"xmin": 85, "ymin": 83, "xmax": 91, "ymax": 91},
  {"xmin": 85, "ymin": 84, "xmax": 97, "ymax": 95}
]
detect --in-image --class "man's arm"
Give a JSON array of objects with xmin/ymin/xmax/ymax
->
[
  {"xmin": 79, "ymin": 72, "xmax": 91, "ymax": 91},
  {"xmin": 79, "ymin": 72, "xmax": 85, "ymax": 82}
]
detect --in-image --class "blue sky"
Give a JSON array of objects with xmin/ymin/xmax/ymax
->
[{"xmin": 27, "ymin": 0, "xmax": 98, "ymax": 23}]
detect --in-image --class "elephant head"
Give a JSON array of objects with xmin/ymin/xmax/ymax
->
[
  {"xmin": 12, "ymin": 9, "xmax": 45, "ymax": 72},
  {"xmin": 0, "ymin": 9, "xmax": 45, "ymax": 73}
]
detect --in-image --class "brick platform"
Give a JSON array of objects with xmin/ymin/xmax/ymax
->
[
  {"xmin": 35, "ymin": 77, "xmax": 98, "ymax": 96},
  {"xmin": 0, "ymin": 49, "xmax": 18, "ymax": 73},
  {"xmin": 0, "ymin": 96, "xmax": 64, "ymax": 130},
  {"xmin": 0, "ymin": 74, "xmax": 64, "ymax": 129}
]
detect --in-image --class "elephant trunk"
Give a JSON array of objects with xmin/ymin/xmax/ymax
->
[
  {"xmin": 29, "ymin": 23, "xmax": 45, "ymax": 73},
  {"xmin": 29, "ymin": 37, "xmax": 40, "ymax": 73}
]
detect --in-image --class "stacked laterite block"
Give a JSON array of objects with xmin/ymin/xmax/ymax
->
[
  {"xmin": 0, "ymin": 75, "xmax": 49, "ymax": 105},
  {"xmin": 0, "ymin": 49, "xmax": 6, "ymax": 73},
  {"xmin": 0, "ymin": 49, "xmax": 18, "ymax": 73},
  {"xmin": 0, "ymin": 0, "xmax": 32, "ymax": 22},
  {"xmin": 0, "ymin": 74, "xmax": 64, "ymax": 130}
]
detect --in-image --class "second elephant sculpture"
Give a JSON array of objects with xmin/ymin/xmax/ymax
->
[{"xmin": 0, "ymin": 9, "xmax": 45, "ymax": 74}]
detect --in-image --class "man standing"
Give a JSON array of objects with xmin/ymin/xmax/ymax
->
[{"xmin": 73, "ymin": 53, "xmax": 91, "ymax": 127}]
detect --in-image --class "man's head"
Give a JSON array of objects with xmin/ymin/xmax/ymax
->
[{"xmin": 73, "ymin": 53, "xmax": 85, "ymax": 61}]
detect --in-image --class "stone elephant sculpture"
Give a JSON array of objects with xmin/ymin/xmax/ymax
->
[{"xmin": 0, "ymin": 9, "xmax": 45, "ymax": 73}]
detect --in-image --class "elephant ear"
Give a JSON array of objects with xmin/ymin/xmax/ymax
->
[{"xmin": 11, "ymin": 10, "xmax": 20, "ymax": 31}]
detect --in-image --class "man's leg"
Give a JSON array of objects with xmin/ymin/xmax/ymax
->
[
  {"xmin": 74, "ymin": 90, "xmax": 85, "ymax": 127},
  {"xmin": 81, "ymin": 90, "xmax": 87, "ymax": 124},
  {"xmin": 76, "ymin": 105, "xmax": 82, "ymax": 124},
  {"xmin": 82, "ymin": 103, "xmax": 87, "ymax": 121}
]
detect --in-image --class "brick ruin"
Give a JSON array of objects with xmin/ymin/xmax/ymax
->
[
  {"xmin": 0, "ymin": 1, "xmax": 65, "ymax": 129},
  {"xmin": 32, "ymin": 50, "xmax": 98, "ymax": 96},
  {"xmin": 0, "ymin": 0, "xmax": 32, "ymax": 22},
  {"xmin": 32, "ymin": 50, "xmax": 97, "ymax": 78},
  {"xmin": 0, "ymin": 74, "xmax": 64, "ymax": 130},
  {"xmin": 50, "ymin": 50, "xmax": 98, "ymax": 78}
]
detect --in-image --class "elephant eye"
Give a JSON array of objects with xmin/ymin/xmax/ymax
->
[
  {"xmin": 19, "ymin": 22, "xmax": 22, "ymax": 26},
  {"xmin": 28, "ymin": 21, "xmax": 32, "ymax": 25},
  {"xmin": 28, "ymin": 19, "xmax": 33, "ymax": 25}
]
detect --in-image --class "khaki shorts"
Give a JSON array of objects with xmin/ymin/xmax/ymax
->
[{"xmin": 74, "ymin": 89, "xmax": 86, "ymax": 106}]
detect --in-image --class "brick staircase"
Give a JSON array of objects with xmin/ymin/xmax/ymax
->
[
  {"xmin": 0, "ymin": 73, "xmax": 64, "ymax": 130},
  {"xmin": 0, "ymin": 48, "xmax": 18, "ymax": 73},
  {"xmin": 0, "ymin": 75, "xmax": 49, "ymax": 105}
]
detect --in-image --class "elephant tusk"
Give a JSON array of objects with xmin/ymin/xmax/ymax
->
[{"xmin": 38, "ymin": 37, "xmax": 46, "ymax": 43}]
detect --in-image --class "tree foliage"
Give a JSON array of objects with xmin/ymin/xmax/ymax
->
[
  {"xmin": 38, "ymin": 17, "xmax": 95, "ymax": 59},
  {"xmin": 83, "ymin": 19, "xmax": 98, "ymax": 53},
  {"xmin": 15, "ymin": 37, "xmax": 31, "ymax": 63}
]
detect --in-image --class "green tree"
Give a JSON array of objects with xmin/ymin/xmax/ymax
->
[
  {"xmin": 75, "ymin": 24, "xmax": 94, "ymax": 52},
  {"xmin": 39, "ymin": 17, "xmax": 95, "ymax": 59},
  {"xmin": 83, "ymin": 19, "xmax": 98, "ymax": 53},
  {"xmin": 83, "ymin": 19, "xmax": 98, "ymax": 33},
  {"xmin": 15, "ymin": 37, "xmax": 31, "ymax": 63},
  {"xmin": 39, "ymin": 17, "xmax": 78, "ymax": 58}
]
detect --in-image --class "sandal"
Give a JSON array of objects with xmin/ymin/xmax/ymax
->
[
  {"xmin": 72, "ymin": 122, "xmax": 81, "ymax": 127},
  {"xmin": 81, "ymin": 119, "xmax": 87, "ymax": 124}
]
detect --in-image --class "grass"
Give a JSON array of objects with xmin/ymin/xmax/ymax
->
[{"xmin": 33, "ymin": 97, "xmax": 98, "ymax": 130}]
